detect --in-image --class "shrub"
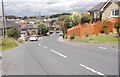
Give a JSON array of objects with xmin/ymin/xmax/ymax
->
[
  {"xmin": 70, "ymin": 34, "xmax": 75, "ymax": 40},
  {"xmin": 96, "ymin": 33, "xmax": 99, "ymax": 36},
  {"xmin": 85, "ymin": 32, "xmax": 89, "ymax": 37},
  {"xmin": 37, "ymin": 24, "xmax": 49, "ymax": 35},
  {"xmin": 80, "ymin": 16, "xmax": 91, "ymax": 24},
  {"xmin": 2, "ymin": 37, "xmax": 19, "ymax": 50},
  {"xmin": 7, "ymin": 27, "xmax": 20, "ymax": 39},
  {"xmin": 102, "ymin": 20, "xmax": 109, "ymax": 34},
  {"xmin": 104, "ymin": 28, "xmax": 110, "ymax": 34},
  {"xmin": 114, "ymin": 22, "xmax": 120, "ymax": 36}
]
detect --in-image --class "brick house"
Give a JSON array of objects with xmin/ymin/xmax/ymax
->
[{"xmin": 88, "ymin": 0, "xmax": 120, "ymax": 21}]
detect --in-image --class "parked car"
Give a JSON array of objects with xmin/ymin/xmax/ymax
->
[
  {"xmin": 29, "ymin": 35, "xmax": 38, "ymax": 41},
  {"xmin": 56, "ymin": 31, "xmax": 59, "ymax": 33},
  {"xmin": 59, "ymin": 32, "xmax": 63, "ymax": 36}
]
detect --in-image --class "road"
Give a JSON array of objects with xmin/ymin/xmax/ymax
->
[{"xmin": 2, "ymin": 33, "xmax": 119, "ymax": 76}]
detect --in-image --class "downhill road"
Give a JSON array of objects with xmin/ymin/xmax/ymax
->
[{"xmin": 3, "ymin": 33, "xmax": 119, "ymax": 76}]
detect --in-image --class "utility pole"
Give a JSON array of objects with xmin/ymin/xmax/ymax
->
[
  {"xmin": 2, "ymin": 0, "xmax": 5, "ymax": 37},
  {"xmin": 39, "ymin": 12, "xmax": 41, "ymax": 23}
]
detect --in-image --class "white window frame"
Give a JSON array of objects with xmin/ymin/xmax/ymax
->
[
  {"xmin": 94, "ymin": 11, "xmax": 100, "ymax": 18},
  {"xmin": 111, "ymin": 9, "xmax": 119, "ymax": 17}
]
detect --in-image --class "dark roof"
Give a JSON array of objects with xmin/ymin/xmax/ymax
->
[
  {"xmin": 6, "ymin": 21, "xmax": 20, "ymax": 28},
  {"xmin": 88, "ymin": 1, "xmax": 120, "ymax": 12},
  {"xmin": 23, "ymin": 24, "xmax": 35, "ymax": 29},
  {"xmin": 88, "ymin": 2, "xmax": 106, "ymax": 12}
]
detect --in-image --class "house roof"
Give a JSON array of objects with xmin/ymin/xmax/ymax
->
[
  {"xmin": 88, "ymin": 1, "xmax": 120, "ymax": 12},
  {"xmin": 6, "ymin": 21, "xmax": 20, "ymax": 28},
  {"xmin": 88, "ymin": 2, "xmax": 106, "ymax": 12},
  {"xmin": 22, "ymin": 24, "xmax": 36, "ymax": 29}
]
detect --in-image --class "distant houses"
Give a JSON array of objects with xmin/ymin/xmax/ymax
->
[{"xmin": 0, "ymin": 19, "xmax": 20, "ymax": 36}]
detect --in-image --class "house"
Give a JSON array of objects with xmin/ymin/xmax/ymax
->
[
  {"xmin": 0, "ymin": 21, "xmax": 20, "ymax": 36},
  {"xmin": 19, "ymin": 31, "xmax": 28, "ymax": 42},
  {"xmin": 88, "ymin": 0, "xmax": 120, "ymax": 21},
  {"xmin": 21, "ymin": 24, "xmax": 37, "ymax": 35}
]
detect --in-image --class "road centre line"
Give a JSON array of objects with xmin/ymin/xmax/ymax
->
[
  {"xmin": 42, "ymin": 46, "xmax": 48, "ymax": 49},
  {"xmin": 116, "ymin": 49, "xmax": 120, "ymax": 52},
  {"xmin": 80, "ymin": 64, "xmax": 105, "ymax": 76},
  {"xmin": 99, "ymin": 47, "xmax": 107, "ymax": 50},
  {"xmin": 50, "ymin": 49, "xmax": 67, "ymax": 58}
]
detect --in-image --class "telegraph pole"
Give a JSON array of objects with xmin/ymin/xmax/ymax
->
[{"xmin": 2, "ymin": 0, "xmax": 5, "ymax": 37}]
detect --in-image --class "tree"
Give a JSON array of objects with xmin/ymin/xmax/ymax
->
[
  {"xmin": 37, "ymin": 24, "xmax": 48, "ymax": 35},
  {"xmin": 71, "ymin": 12, "xmax": 81, "ymax": 26},
  {"xmin": 115, "ymin": 22, "xmax": 120, "ymax": 36},
  {"xmin": 23, "ymin": 16, "xmax": 28, "ymax": 20},
  {"xmin": 7, "ymin": 27, "xmax": 20, "ymax": 39},
  {"xmin": 80, "ymin": 16, "xmax": 91, "ymax": 24},
  {"xmin": 50, "ymin": 20, "xmax": 56, "ymax": 26}
]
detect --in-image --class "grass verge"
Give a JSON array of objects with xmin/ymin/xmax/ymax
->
[
  {"xmin": 74, "ymin": 35, "xmax": 120, "ymax": 43},
  {"xmin": 0, "ymin": 37, "xmax": 19, "ymax": 52}
]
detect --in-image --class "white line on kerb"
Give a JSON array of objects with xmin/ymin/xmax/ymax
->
[
  {"xmin": 80, "ymin": 64, "xmax": 105, "ymax": 76},
  {"xmin": 50, "ymin": 49, "xmax": 67, "ymax": 58},
  {"xmin": 99, "ymin": 47, "xmax": 107, "ymax": 50}
]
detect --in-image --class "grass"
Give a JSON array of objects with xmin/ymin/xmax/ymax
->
[
  {"xmin": 0, "ymin": 37, "xmax": 19, "ymax": 52},
  {"xmin": 74, "ymin": 34, "xmax": 120, "ymax": 43}
]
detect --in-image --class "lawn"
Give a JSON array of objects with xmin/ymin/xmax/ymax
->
[
  {"xmin": 74, "ymin": 34, "xmax": 120, "ymax": 43},
  {"xmin": 0, "ymin": 37, "xmax": 19, "ymax": 51}
]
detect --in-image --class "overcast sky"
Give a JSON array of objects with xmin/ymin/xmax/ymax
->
[{"xmin": 0, "ymin": 0, "xmax": 110, "ymax": 16}]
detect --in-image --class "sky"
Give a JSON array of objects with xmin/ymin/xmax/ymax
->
[{"xmin": 0, "ymin": 0, "xmax": 110, "ymax": 16}]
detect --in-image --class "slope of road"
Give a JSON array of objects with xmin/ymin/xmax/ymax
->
[{"xmin": 2, "ymin": 33, "xmax": 119, "ymax": 76}]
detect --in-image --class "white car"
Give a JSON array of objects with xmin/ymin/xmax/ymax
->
[
  {"xmin": 29, "ymin": 36, "xmax": 38, "ymax": 41},
  {"xmin": 59, "ymin": 32, "xmax": 63, "ymax": 36}
]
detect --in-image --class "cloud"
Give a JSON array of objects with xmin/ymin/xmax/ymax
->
[{"xmin": 1, "ymin": 0, "xmax": 109, "ymax": 16}]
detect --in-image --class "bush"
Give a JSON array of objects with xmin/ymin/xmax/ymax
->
[
  {"xmin": 7, "ymin": 27, "xmax": 20, "ymax": 39},
  {"xmin": 70, "ymin": 34, "xmax": 75, "ymax": 40},
  {"xmin": 85, "ymin": 32, "xmax": 89, "ymax": 37},
  {"xmin": 80, "ymin": 16, "xmax": 91, "ymax": 24},
  {"xmin": 104, "ymin": 29, "xmax": 110, "ymax": 34},
  {"xmin": 102, "ymin": 20, "xmax": 108, "ymax": 34},
  {"xmin": 115, "ymin": 22, "xmax": 120, "ymax": 36},
  {"xmin": 37, "ymin": 24, "xmax": 49, "ymax": 35},
  {"xmin": 2, "ymin": 37, "xmax": 19, "ymax": 50}
]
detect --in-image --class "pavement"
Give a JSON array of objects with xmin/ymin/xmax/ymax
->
[{"xmin": 2, "ymin": 33, "xmax": 119, "ymax": 76}]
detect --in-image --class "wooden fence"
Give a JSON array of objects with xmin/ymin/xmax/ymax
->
[{"xmin": 67, "ymin": 17, "xmax": 120, "ymax": 37}]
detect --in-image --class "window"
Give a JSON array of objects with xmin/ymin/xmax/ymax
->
[
  {"xmin": 111, "ymin": 9, "xmax": 119, "ymax": 17},
  {"xmin": 94, "ymin": 11, "xmax": 100, "ymax": 18}
]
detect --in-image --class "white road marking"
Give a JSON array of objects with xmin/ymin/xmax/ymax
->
[
  {"xmin": 116, "ymin": 49, "xmax": 120, "ymax": 52},
  {"xmin": 42, "ymin": 46, "xmax": 48, "ymax": 49},
  {"xmin": 80, "ymin": 64, "xmax": 105, "ymax": 76},
  {"xmin": 39, "ymin": 44, "xmax": 41, "ymax": 46},
  {"xmin": 99, "ymin": 47, "xmax": 107, "ymax": 50},
  {"xmin": 50, "ymin": 49, "xmax": 67, "ymax": 58}
]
